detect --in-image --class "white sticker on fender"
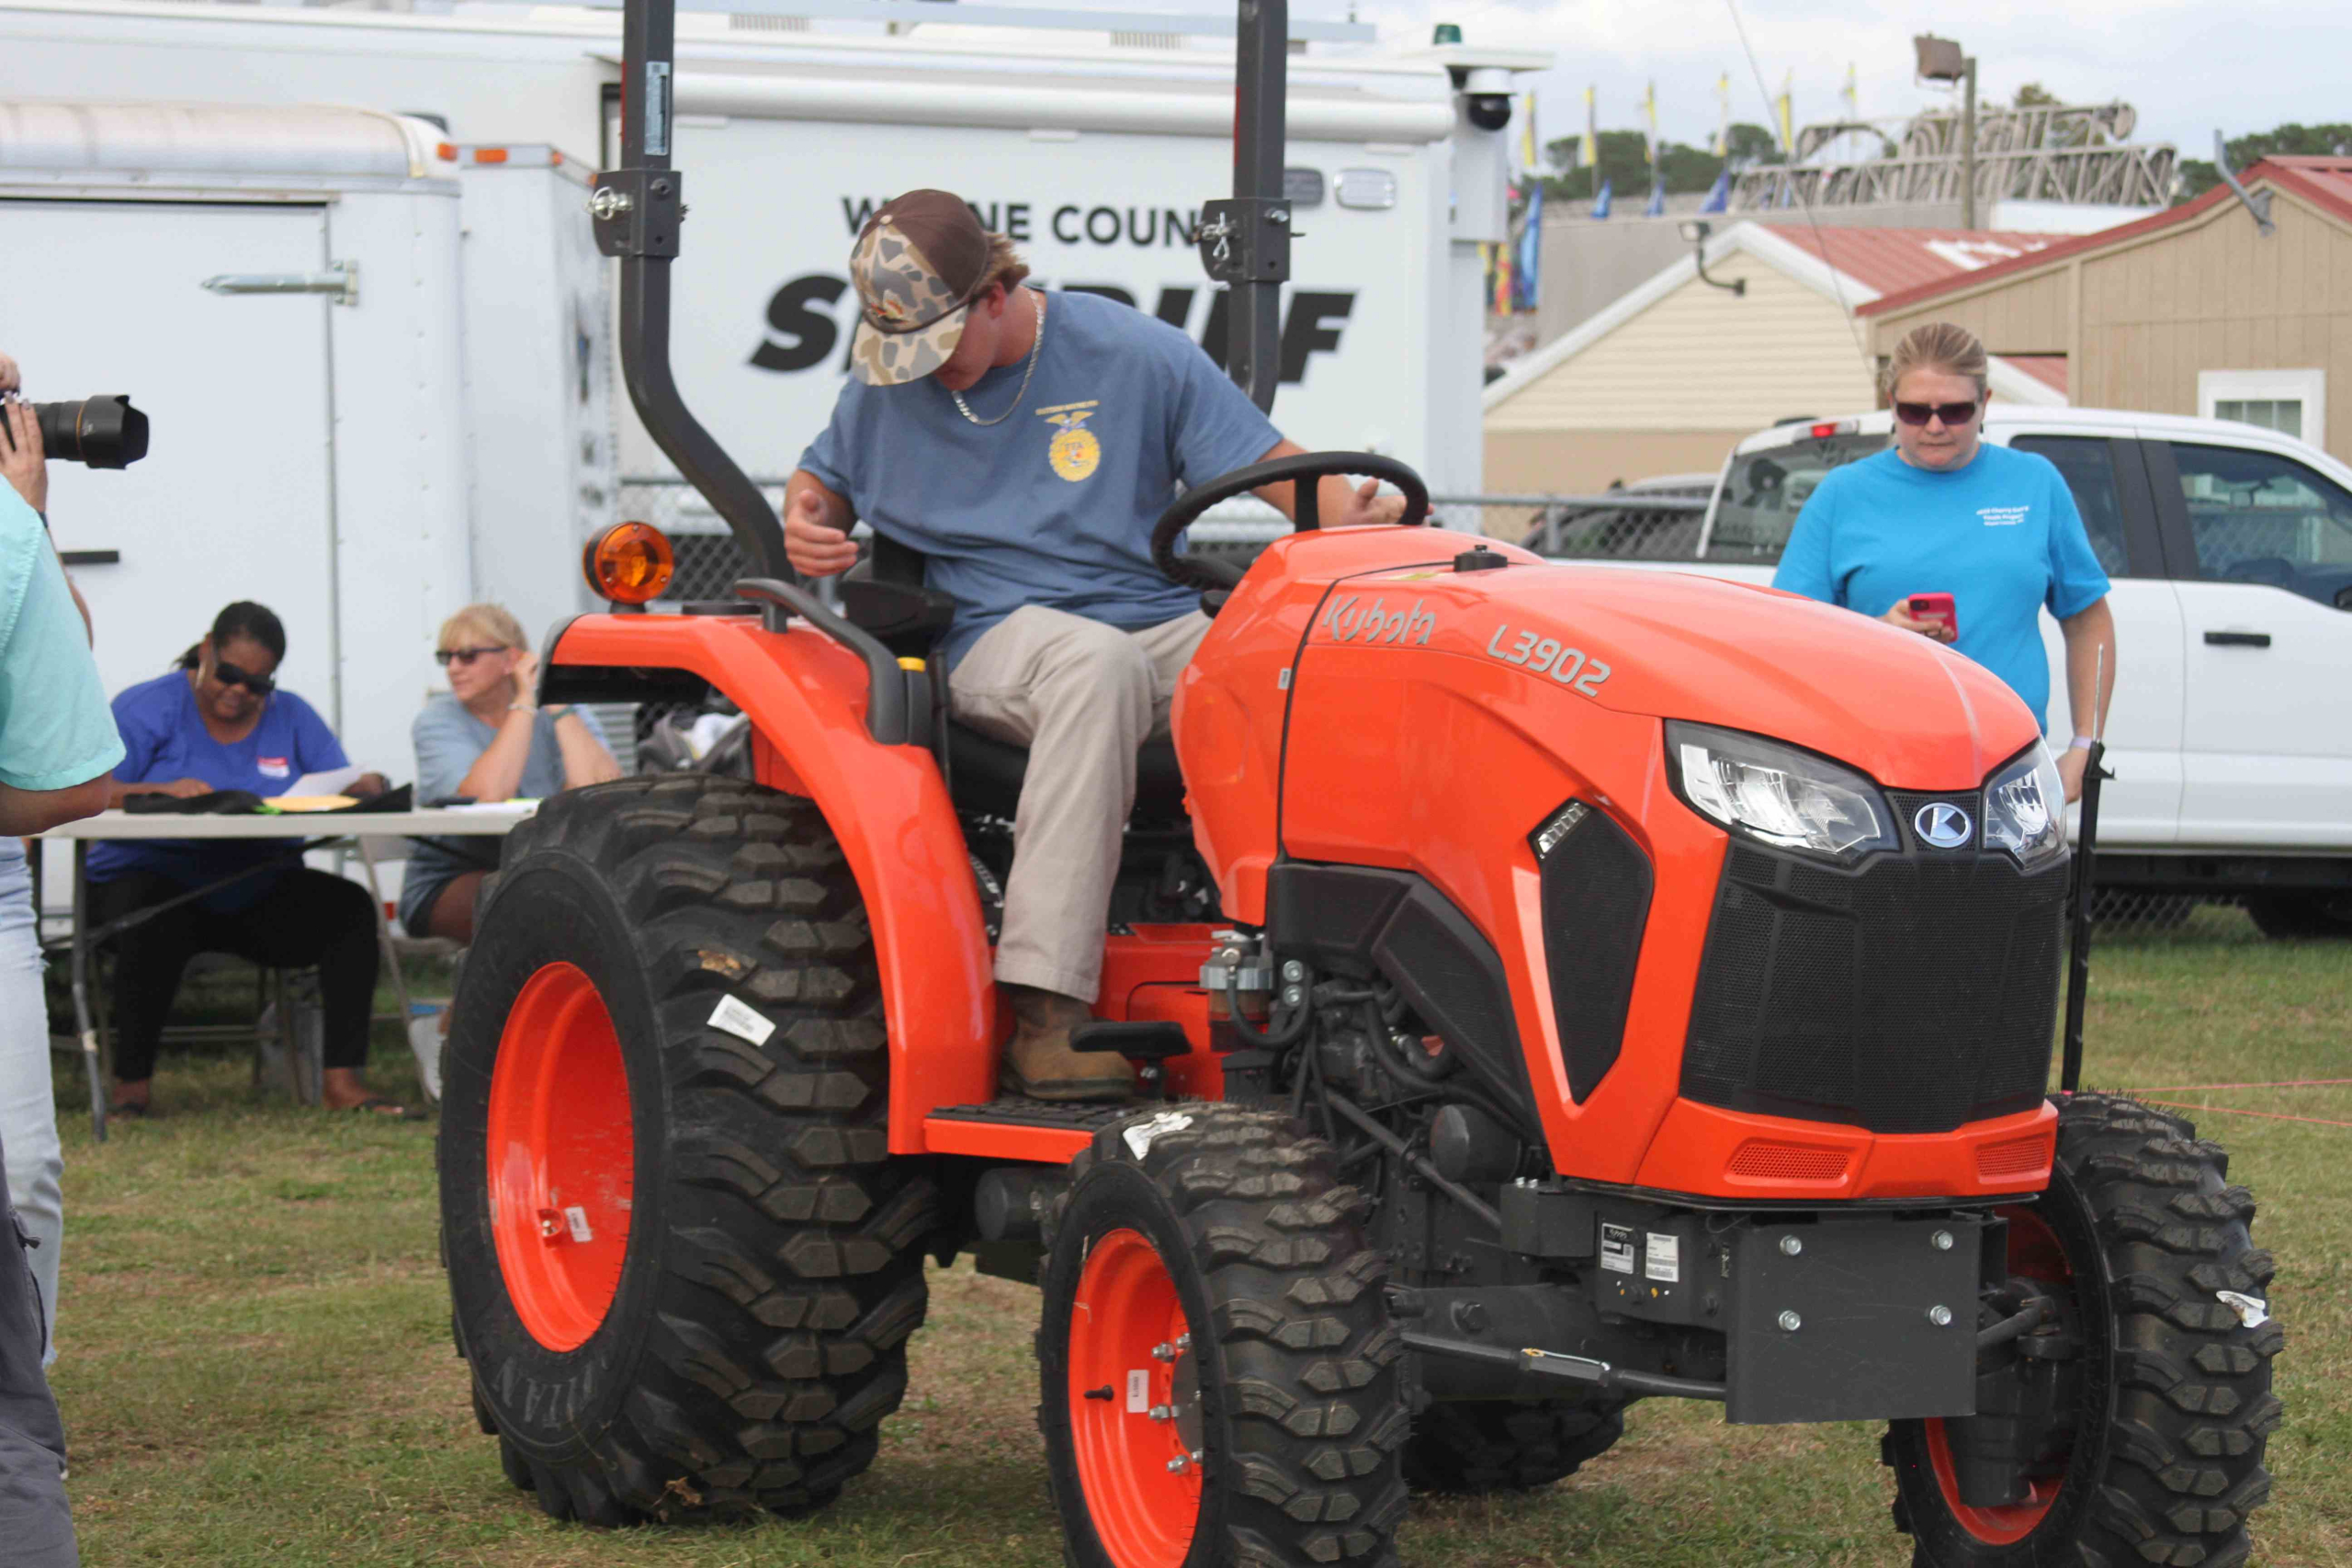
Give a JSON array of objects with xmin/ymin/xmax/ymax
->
[
  {"xmin": 1645, "ymin": 1232, "xmax": 1681, "ymax": 1283},
  {"xmin": 707, "ymin": 994, "xmax": 776, "ymax": 1046}
]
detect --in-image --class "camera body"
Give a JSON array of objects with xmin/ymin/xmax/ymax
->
[{"xmin": 27, "ymin": 395, "xmax": 149, "ymax": 468}]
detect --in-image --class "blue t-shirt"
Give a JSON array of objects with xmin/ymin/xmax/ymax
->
[
  {"xmin": 88, "ymin": 671, "xmax": 350, "ymax": 900},
  {"xmin": 799, "ymin": 288, "xmax": 1283, "ymax": 667},
  {"xmin": 1771, "ymin": 444, "xmax": 2110, "ymax": 728},
  {"xmin": 0, "ymin": 491, "xmax": 122, "ymax": 796},
  {"xmin": 399, "ymin": 694, "xmax": 613, "ymax": 929}
]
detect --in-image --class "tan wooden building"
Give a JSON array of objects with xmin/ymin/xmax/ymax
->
[
  {"xmin": 1860, "ymin": 157, "xmax": 2352, "ymax": 462},
  {"xmin": 1481, "ymin": 223, "xmax": 2070, "ymax": 494}
]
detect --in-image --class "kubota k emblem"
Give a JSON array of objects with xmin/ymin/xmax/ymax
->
[{"xmin": 1915, "ymin": 802, "xmax": 1973, "ymax": 849}]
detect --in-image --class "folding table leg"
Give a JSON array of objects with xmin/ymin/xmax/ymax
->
[{"xmin": 68, "ymin": 841, "xmax": 103, "ymax": 1144}]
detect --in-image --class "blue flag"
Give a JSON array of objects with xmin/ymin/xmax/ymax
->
[
  {"xmin": 1591, "ymin": 179, "xmax": 1611, "ymax": 220},
  {"xmin": 1702, "ymin": 170, "xmax": 1730, "ymax": 212},
  {"xmin": 1645, "ymin": 175, "xmax": 1666, "ymax": 218},
  {"xmin": 1513, "ymin": 185, "xmax": 1543, "ymax": 310}
]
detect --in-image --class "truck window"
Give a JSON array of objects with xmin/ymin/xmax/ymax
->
[
  {"xmin": 1705, "ymin": 432, "xmax": 1889, "ymax": 562},
  {"xmin": 2166, "ymin": 442, "xmax": 2352, "ymax": 609},
  {"xmin": 2007, "ymin": 435, "xmax": 2131, "ymax": 575}
]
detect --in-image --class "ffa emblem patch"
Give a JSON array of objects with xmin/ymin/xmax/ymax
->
[{"xmin": 1040, "ymin": 400, "xmax": 1102, "ymax": 482}]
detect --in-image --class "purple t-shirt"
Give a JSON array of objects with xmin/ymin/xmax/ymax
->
[{"xmin": 88, "ymin": 670, "xmax": 349, "ymax": 902}]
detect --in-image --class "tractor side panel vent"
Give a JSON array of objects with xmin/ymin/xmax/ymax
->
[
  {"xmin": 1533, "ymin": 805, "xmax": 1653, "ymax": 1101},
  {"xmin": 1681, "ymin": 819, "xmax": 2067, "ymax": 1135}
]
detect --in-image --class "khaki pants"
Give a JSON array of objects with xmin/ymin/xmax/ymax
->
[{"xmin": 950, "ymin": 604, "xmax": 1212, "ymax": 1001}]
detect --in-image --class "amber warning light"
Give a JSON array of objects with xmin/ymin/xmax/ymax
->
[{"xmin": 583, "ymin": 522, "xmax": 675, "ymax": 604}]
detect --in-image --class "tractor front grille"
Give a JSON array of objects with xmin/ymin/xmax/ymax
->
[{"xmin": 1680, "ymin": 806, "xmax": 2069, "ymax": 1135}]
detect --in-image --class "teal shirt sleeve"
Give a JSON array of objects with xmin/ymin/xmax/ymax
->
[
  {"xmin": 413, "ymin": 700, "xmax": 483, "ymax": 802},
  {"xmin": 1770, "ymin": 472, "xmax": 1838, "ymax": 604},
  {"xmin": 2041, "ymin": 463, "xmax": 2111, "ymax": 619},
  {"xmin": 0, "ymin": 492, "xmax": 125, "ymax": 791}
]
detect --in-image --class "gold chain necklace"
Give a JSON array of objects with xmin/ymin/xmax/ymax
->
[{"xmin": 949, "ymin": 289, "xmax": 1046, "ymax": 428}]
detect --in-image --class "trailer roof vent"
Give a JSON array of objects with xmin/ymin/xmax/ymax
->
[
  {"xmin": 729, "ymin": 13, "xmax": 811, "ymax": 30},
  {"xmin": 1111, "ymin": 29, "xmax": 1180, "ymax": 48}
]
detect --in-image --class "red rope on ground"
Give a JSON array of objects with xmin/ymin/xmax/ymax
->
[
  {"xmin": 2127, "ymin": 1077, "xmax": 2352, "ymax": 1094},
  {"xmin": 2140, "ymin": 1100, "xmax": 2352, "ymax": 1131}
]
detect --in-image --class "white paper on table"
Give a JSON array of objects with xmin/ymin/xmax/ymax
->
[
  {"xmin": 287, "ymin": 766, "xmax": 364, "ymax": 797},
  {"xmin": 445, "ymin": 800, "xmax": 538, "ymax": 814}
]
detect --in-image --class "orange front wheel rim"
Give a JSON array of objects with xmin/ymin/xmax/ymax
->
[
  {"xmin": 487, "ymin": 962, "xmax": 636, "ymax": 1351},
  {"xmin": 1067, "ymin": 1228, "xmax": 1203, "ymax": 1568},
  {"xmin": 1925, "ymin": 1206, "xmax": 2072, "ymax": 1544}
]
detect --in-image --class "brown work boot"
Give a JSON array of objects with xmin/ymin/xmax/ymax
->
[{"xmin": 1000, "ymin": 984, "xmax": 1132, "ymax": 1102}]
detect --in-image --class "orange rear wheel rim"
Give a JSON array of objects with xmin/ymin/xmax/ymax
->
[
  {"xmin": 1926, "ymin": 1206, "xmax": 2072, "ymax": 1544},
  {"xmin": 1068, "ymin": 1228, "xmax": 1202, "ymax": 1568},
  {"xmin": 488, "ymin": 962, "xmax": 636, "ymax": 1351}
]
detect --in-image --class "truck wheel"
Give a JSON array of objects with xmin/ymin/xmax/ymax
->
[
  {"xmin": 440, "ymin": 775, "xmax": 932, "ymax": 1523},
  {"xmin": 1399, "ymin": 1398, "xmax": 1624, "ymax": 1494},
  {"xmin": 1038, "ymin": 1106, "xmax": 1408, "ymax": 1568},
  {"xmin": 1884, "ymin": 1094, "xmax": 2282, "ymax": 1568},
  {"xmin": 2245, "ymin": 890, "xmax": 2352, "ymax": 939}
]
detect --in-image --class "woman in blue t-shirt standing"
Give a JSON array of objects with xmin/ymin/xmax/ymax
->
[
  {"xmin": 1772, "ymin": 321, "xmax": 2117, "ymax": 800},
  {"xmin": 88, "ymin": 602, "xmax": 407, "ymax": 1118}
]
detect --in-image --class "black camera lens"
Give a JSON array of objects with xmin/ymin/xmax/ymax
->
[{"xmin": 31, "ymin": 396, "xmax": 149, "ymax": 468}]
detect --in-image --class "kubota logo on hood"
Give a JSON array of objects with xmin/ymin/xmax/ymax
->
[{"xmin": 1317, "ymin": 595, "xmax": 1435, "ymax": 647}]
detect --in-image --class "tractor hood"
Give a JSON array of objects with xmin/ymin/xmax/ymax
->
[{"xmin": 1344, "ymin": 558, "xmax": 2043, "ymax": 793}]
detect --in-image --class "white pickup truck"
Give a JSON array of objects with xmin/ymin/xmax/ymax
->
[{"xmin": 1588, "ymin": 406, "xmax": 2352, "ymax": 938}]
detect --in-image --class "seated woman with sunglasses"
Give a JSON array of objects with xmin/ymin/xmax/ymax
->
[
  {"xmin": 1772, "ymin": 321, "xmax": 2116, "ymax": 801},
  {"xmin": 90, "ymin": 601, "xmax": 403, "ymax": 1117},
  {"xmin": 400, "ymin": 604, "xmax": 619, "ymax": 946}
]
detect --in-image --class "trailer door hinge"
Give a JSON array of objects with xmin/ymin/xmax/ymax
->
[{"xmin": 200, "ymin": 262, "xmax": 358, "ymax": 307}]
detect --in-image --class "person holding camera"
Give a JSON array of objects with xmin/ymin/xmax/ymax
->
[
  {"xmin": 0, "ymin": 355, "xmax": 108, "ymax": 1373},
  {"xmin": 0, "ymin": 352, "xmax": 123, "ymax": 1567},
  {"xmin": 401, "ymin": 603, "xmax": 618, "ymax": 946},
  {"xmin": 1771, "ymin": 321, "xmax": 2116, "ymax": 799},
  {"xmin": 87, "ymin": 601, "xmax": 406, "ymax": 1120}
]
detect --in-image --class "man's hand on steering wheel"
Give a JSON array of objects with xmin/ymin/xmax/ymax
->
[{"xmin": 1334, "ymin": 478, "xmax": 1407, "ymax": 528}]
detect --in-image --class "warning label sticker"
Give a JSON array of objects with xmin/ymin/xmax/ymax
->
[
  {"xmin": 1600, "ymin": 1222, "xmax": 1634, "ymax": 1274},
  {"xmin": 1645, "ymin": 1232, "xmax": 1681, "ymax": 1283}
]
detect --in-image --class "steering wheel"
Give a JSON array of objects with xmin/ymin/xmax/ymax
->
[{"xmin": 1148, "ymin": 451, "xmax": 1430, "ymax": 592}]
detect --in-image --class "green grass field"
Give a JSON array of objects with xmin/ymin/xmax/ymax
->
[{"xmin": 43, "ymin": 908, "xmax": 2352, "ymax": 1566}]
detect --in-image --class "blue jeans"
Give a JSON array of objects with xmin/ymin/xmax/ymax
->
[{"xmin": 0, "ymin": 845, "xmax": 59, "ymax": 1364}]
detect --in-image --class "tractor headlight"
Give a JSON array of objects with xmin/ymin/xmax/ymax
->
[
  {"xmin": 1667, "ymin": 722, "xmax": 1896, "ymax": 861},
  {"xmin": 1982, "ymin": 744, "xmax": 2067, "ymax": 869}
]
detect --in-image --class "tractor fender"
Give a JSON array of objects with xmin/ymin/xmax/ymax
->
[{"xmin": 546, "ymin": 612, "xmax": 995, "ymax": 1148}]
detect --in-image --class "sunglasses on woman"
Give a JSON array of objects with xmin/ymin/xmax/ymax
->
[
  {"xmin": 435, "ymin": 646, "xmax": 509, "ymax": 667},
  {"xmin": 1894, "ymin": 400, "xmax": 1979, "ymax": 427},
  {"xmin": 211, "ymin": 659, "xmax": 276, "ymax": 695}
]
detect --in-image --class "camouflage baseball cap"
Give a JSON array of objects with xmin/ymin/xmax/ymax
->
[{"xmin": 847, "ymin": 189, "xmax": 991, "ymax": 386}]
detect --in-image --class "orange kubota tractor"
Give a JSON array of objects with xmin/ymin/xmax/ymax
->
[{"xmin": 436, "ymin": 0, "xmax": 2283, "ymax": 1562}]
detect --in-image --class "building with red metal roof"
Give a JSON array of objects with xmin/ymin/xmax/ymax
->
[
  {"xmin": 1483, "ymin": 220, "xmax": 2075, "ymax": 494},
  {"xmin": 1860, "ymin": 158, "xmax": 2352, "ymax": 459}
]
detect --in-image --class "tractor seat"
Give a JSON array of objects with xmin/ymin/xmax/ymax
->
[{"xmin": 947, "ymin": 723, "xmax": 1189, "ymax": 821}]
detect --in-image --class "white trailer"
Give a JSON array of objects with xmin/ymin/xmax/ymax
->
[
  {"xmin": 0, "ymin": 0, "xmax": 1546, "ymax": 492},
  {"xmin": 0, "ymin": 100, "xmax": 613, "ymax": 800}
]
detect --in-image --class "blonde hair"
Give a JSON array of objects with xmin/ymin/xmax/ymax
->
[
  {"xmin": 438, "ymin": 603, "xmax": 526, "ymax": 654},
  {"xmin": 979, "ymin": 232, "xmax": 1031, "ymax": 296},
  {"xmin": 1883, "ymin": 321, "xmax": 1989, "ymax": 403}
]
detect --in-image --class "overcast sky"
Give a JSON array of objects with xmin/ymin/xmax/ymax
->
[{"xmin": 1340, "ymin": 0, "xmax": 2346, "ymax": 169}]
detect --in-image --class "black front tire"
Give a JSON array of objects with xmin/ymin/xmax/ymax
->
[
  {"xmin": 440, "ymin": 776, "xmax": 932, "ymax": 1523},
  {"xmin": 1886, "ymin": 1093, "xmax": 2283, "ymax": 1568},
  {"xmin": 1039, "ymin": 1106, "xmax": 1410, "ymax": 1568},
  {"xmin": 1400, "ymin": 1398, "xmax": 1625, "ymax": 1495}
]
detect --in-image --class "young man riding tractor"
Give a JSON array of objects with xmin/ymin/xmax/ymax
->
[{"xmin": 780, "ymin": 188, "xmax": 1401, "ymax": 1101}]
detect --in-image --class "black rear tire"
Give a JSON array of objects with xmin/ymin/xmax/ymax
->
[
  {"xmin": 1039, "ymin": 1105, "xmax": 1409, "ymax": 1567},
  {"xmin": 2245, "ymin": 890, "xmax": 2352, "ymax": 939},
  {"xmin": 440, "ymin": 775, "xmax": 932, "ymax": 1523},
  {"xmin": 1885, "ymin": 1094, "xmax": 2283, "ymax": 1567},
  {"xmin": 1400, "ymin": 1398, "xmax": 1625, "ymax": 1495}
]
